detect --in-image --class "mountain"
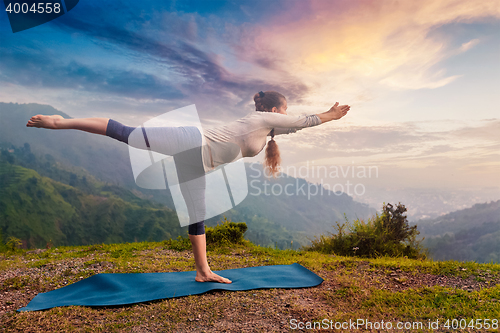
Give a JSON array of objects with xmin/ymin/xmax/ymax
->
[{"xmin": 412, "ymin": 200, "xmax": 500, "ymax": 263}]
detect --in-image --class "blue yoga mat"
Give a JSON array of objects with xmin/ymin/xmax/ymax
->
[{"xmin": 18, "ymin": 263, "xmax": 323, "ymax": 312}]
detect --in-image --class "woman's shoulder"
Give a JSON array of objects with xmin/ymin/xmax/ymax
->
[
  {"xmin": 253, "ymin": 111, "xmax": 287, "ymax": 118},
  {"xmin": 249, "ymin": 111, "xmax": 285, "ymax": 122}
]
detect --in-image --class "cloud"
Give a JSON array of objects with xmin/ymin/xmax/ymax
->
[
  {"xmin": 1, "ymin": 0, "xmax": 498, "ymax": 124},
  {"xmin": 0, "ymin": 2, "xmax": 313, "ymax": 115},
  {"xmin": 449, "ymin": 119, "xmax": 500, "ymax": 142},
  {"xmin": 459, "ymin": 38, "xmax": 480, "ymax": 52},
  {"xmin": 273, "ymin": 118, "xmax": 500, "ymax": 167},
  {"xmin": 289, "ymin": 122, "xmax": 440, "ymax": 152},
  {"xmin": 233, "ymin": 0, "xmax": 500, "ymax": 95},
  {"xmin": 263, "ymin": 117, "xmax": 500, "ymax": 190},
  {"xmin": 53, "ymin": 15, "xmax": 230, "ymax": 85},
  {"xmin": 0, "ymin": 50, "xmax": 185, "ymax": 100},
  {"xmin": 49, "ymin": 3, "xmax": 311, "ymax": 102}
]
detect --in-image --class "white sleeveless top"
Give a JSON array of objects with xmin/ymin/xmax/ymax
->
[{"xmin": 201, "ymin": 111, "xmax": 322, "ymax": 172}]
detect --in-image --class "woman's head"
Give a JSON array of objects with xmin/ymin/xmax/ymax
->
[
  {"xmin": 253, "ymin": 91, "xmax": 285, "ymax": 177},
  {"xmin": 253, "ymin": 91, "xmax": 287, "ymax": 115}
]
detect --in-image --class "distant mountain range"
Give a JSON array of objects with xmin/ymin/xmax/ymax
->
[
  {"xmin": 413, "ymin": 200, "xmax": 500, "ymax": 263},
  {"xmin": 0, "ymin": 102, "xmax": 377, "ymax": 249}
]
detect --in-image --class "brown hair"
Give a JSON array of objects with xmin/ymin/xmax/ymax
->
[{"xmin": 253, "ymin": 91, "xmax": 285, "ymax": 178}]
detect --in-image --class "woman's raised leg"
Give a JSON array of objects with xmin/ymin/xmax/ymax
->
[{"xmin": 26, "ymin": 114, "xmax": 109, "ymax": 136}]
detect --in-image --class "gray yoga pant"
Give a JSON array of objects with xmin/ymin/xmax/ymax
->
[{"xmin": 106, "ymin": 119, "xmax": 206, "ymax": 235}]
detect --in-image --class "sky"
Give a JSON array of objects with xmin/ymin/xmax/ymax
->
[{"xmin": 1, "ymin": 0, "xmax": 499, "ymax": 213}]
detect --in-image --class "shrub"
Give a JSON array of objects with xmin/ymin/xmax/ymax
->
[
  {"xmin": 163, "ymin": 235, "xmax": 192, "ymax": 251},
  {"xmin": 162, "ymin": 218, "xmax": 248, "ymax": 251},
  {"xmin": 5, "ymin": 236, "xmax": 23, "ymax": 252},
  {"xmin": 306, "ymin": 203, "xmax": 426, "ymax": 259},
  {"xmin": 205, "ymin": 217, "xmax": 248, "ymax": 247}
]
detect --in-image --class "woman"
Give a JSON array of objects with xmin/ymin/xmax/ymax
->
[{"xmin": 26, "ymin": 91, "xmax": 350, "ymax": 284}]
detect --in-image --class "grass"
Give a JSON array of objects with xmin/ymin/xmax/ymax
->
[{"xmin": 1, "ymin": 239, "xmax": 500, "ymax": 332}]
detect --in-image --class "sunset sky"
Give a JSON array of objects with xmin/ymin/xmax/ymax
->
[{"xmin": 1, "ymin": 0, "xmax": 499, "ymax": 210}]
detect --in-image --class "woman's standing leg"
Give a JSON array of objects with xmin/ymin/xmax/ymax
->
[
  {"xmin": 188, "ymin": 234, "xmax": 231, "ymax": 283},
  {"xmin": 174, "ymin": 137, "xmax": 231, "ymax": 284}
]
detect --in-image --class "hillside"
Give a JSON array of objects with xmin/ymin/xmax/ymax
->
[
  {"xmin": 415, "ymin": 201, "xmax": 500, "ymax": 236},
  {"xmin": 413, "ymin": 201, "xmax": 500, "ymax": 263},
  {"xmin": 0, "ymin": 158, "xmax": 183, "ymax": 248},
  {"xmin": 1, "ymin": 240, "xmax": 499, "ymax": 332}
]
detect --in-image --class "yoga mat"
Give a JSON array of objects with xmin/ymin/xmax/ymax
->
[{"xmin": 18, "ymin": 263, "xmax": 323, "ymax": 312}]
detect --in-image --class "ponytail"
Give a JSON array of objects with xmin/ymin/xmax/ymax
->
[
  {"xmin": 253, "ymin": 91, "xmax": 285, "ymax": 178},
  {"xmin": 265, "ymin": 128, "xmax": 281, "ymax": 178}
]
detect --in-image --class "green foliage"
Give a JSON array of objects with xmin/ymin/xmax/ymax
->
[
  {"xmin": 0, "ymin": 232, "xmax": 23, "ymax": 254},
  {"xmin": 0, "ymin": 145, "xmax": 183, "ymax": 249},
  {"xmin": 306, "ymin": 203, "xmax": 426, "ymax": 259},
  {"xmin": 163, "ymin": 236, "xmax": 192, "ymax": 252},
  {"xmin": 5, "ymin": 236, "xmax": 22, "ymax": 252},
  {"xmin": 205, "ymin": 217, "xmax": 248, "ymax": 247}
]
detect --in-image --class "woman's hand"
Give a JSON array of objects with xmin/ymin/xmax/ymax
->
[
  {"xmin": 328, "ymin": 102, "xmax": 350, "ymax": 120},
  {"xmin": 316, "ymin": 102, "xmax": 350, "ymax": 123}
]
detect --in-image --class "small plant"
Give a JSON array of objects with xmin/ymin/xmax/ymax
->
[
  {"xmin": 6, "ymin": 236, "xmax": 22, "ymax": 252},
  {"xmin": 205, "ymin": 217, "xmax": 248, "ymax": 247},
  {"xmin": 163, "ymin": 235, "xmax": 192, "ymax": 251}
]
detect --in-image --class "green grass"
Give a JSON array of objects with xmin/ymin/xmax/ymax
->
[
  {"xmin": 365, "ymin": 286, "xmax": 500, "ymax": 318},
  {"xmin": 1, "ymin": 239, "xmax": 499, "ymax": 332}
]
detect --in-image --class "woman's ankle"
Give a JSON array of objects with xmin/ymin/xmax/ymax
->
[
  {"xmin": 196, "ymin": 263, "xmax": 211, "ymax": 274},
  {"xmin": 53, "ymin": 117, "xmax": 62, "ymax": 129}
]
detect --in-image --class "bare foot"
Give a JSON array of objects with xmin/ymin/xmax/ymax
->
[
  {"xmin": 195, "ymin": 270, "xmax": 232, "ymax": 284},
  {"xmin": 26, "ymin": 114, "xmax": 64, "ymax": 129}
]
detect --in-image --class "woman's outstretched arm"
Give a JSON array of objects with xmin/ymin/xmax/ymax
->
[
  {"xmin": 315, "ymin": 102, "xmax": 350, "ymax": 123},
  {"xmin": 27, "ymin": 115, "xmax": 109, "ymax": 135}
]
